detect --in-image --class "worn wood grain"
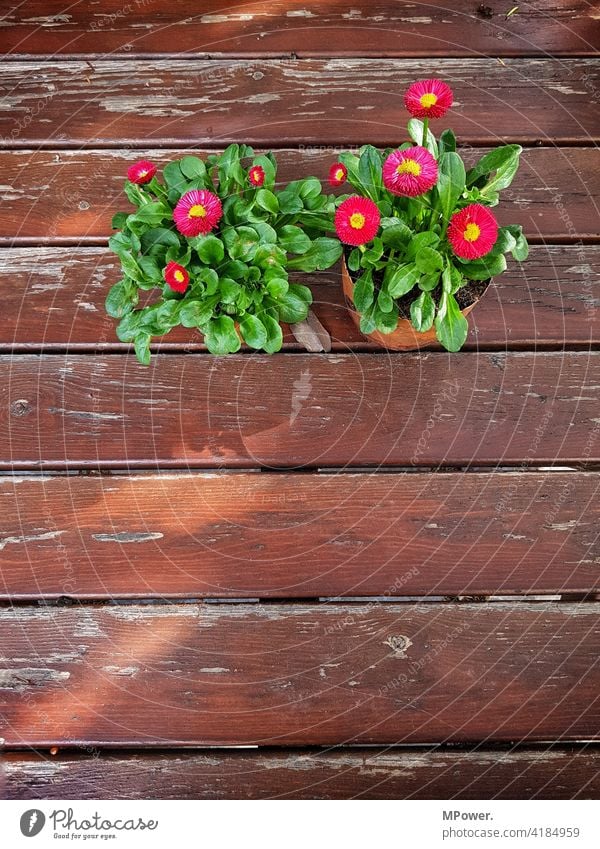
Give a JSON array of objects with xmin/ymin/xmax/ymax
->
[
  {"xmin": 4, "ymin": 746, "xmax": 600, "ymax": 800},
  {"xmin": 0, "ymin": 472, "xmax": 598, "ymax": 600},
  {"xmin": 2, "ymin": 1, "xmax": 597, "ymax": 58},
  {"xmin": 0, "ymin": 602, "xmax": 598, "ymax": 746},
  {"xmin": 1, "ymin": 353, "xmax": 599, "ymax": 469},
  {"xmin": 1, "ymin": 59, "xmax": 598, "ymax": 148},
  {"xmin": 2, "ymin": 147, "xmax": 597, "ymax": 243},
  {"xmin": 1, "ymin": 245, "xmax": 598, "ymax": 351}
]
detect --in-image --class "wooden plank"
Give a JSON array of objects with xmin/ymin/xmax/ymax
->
[
  {"xmin": 1, "ymin": 59, "xmax": 597, "ymax": 147},
  {"xmin": 1, "ymin": 245, "xmax": 598, "ymax": 352},
  {"xmin": 0, "ymin": 602, "xmax": 598, "ymax": 746},
  {"xmin": 1, "ymin": 353, "xmax": 599, "ymax": 469},
  {"xmin": 1, "ymin": 471, "xmax": 598, "ymax": 600},
  {"xmin": 4, "ymin": 747, "xmax": 600, "ymax": 799},
  {"xmin": 2, "ymin": 147, "xmax": 597, "ymax": 243},
  {"xmin": 2, "ymin": 2, "xmax": 597, "ymax": 58}
]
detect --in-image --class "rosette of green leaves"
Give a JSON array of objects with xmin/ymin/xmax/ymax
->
[
  {"xmin": 335, "ymin": 137, "xmax": 528, "ymax": 352},
  {"xmin": 106, "ymin": 144, "xmax": 342, "ymax": 363}
]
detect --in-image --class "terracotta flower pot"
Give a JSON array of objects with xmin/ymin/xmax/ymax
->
[{"xmin": 341, "ymin": 258, "xmax": 487, "ymax": 352}]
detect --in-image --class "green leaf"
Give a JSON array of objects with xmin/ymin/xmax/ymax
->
[
  {"xmin": 287, "ymin": 237, "xmax": 342, "ymax": 272},
  {"xmin": 503, "ymin": 224, "xmax": 530, "ymax": 261},
  {"xmin": 111, "ymin": 212, "xmax": 128, "ymax": 230},
  {"xmin": 261, "ymin": 313, "xmax": 284, "ymax": 354},
  {"xmin": 437, "ymin": 151, "xmax": 466, "ymax": 223},
  {"xmin": 132, "ymin": 201, "xmax": 171, "ymax": 226},
  {"xmin": 373, "ymin": 303, "xmax": 399, "ymax": 333},
  {"xmin": 134, "ymin": 332, "xmax": 152, "ymax": 366},
  {"xmin": 490, "ymin": 227, "xmax": 516, "ymax": 256},
  {"xmin": 277, "ymin": 286, "xmax": 311, "ymax": 323},
  {"xmin": 415, "ymin": 246, "xmax": 444, "ymax": 274},
  {"xmin": 361, "ymin": 237, "xmax": 384, "ymax": 265},
  {"xmin": 240, "ymin": 314, "xmax": 268, "ymax": 350},
  {"xmin": 156, "ymin": 300, "xmax": 181, "ymax": 328},
  {"xmin": 386, "ymin": 263, "xmax": 420, "ymax": 298},
  {"xmin": 116, "ymin": 311, "xmax": 141, "ymax": 342},
  {"xmin": 410, "ymin": 291, "xmax": 435, "ymax": 332},
  {"xmin": 466, "ymin": 144, "xmax": 522, "ymax": 197},
  {"xmin": 352, "ymin": 270, "xmax": 374, "ymax": 313},
  {"xmin": 298, "ymin": 177, "xmax": 322, "ymax": 200},
  {"xmin": 163, "ymin": 161, "xmax": 188, "ymax": 193},
  {"xmin": 358, "ymin": 145, "xmax": 383, "ymax": 201},
  {"xmin": 435, "ymin": 292, "xmax": 468, "ymax": 352},
  {"xmin": 124, "ymin": 182, "xmax": 151, "ymax": 207},
  {"xmin": 381, "ymin": 221, "xmax": 412, "ymax": 249},
  {"xmin": 266, "ymin": 278, "xmax": 289, "ymax": 299},
  {"xmin": 458, "ymin": 252, "xmax": 507, "ymax": 280},
  {"xmin": 109, "ymin": 231, "xmax": 135, "ymax": 258},
  {"xmin": 439, "ymin": 129, "xmax": 457, "ymax": 154},
  {"xmin": 442, "ymin": 263, "xmax": 464, "ymax": 294},
  {"xmin": 140, "ymin": 228, "xmax": 180, "ymax": 253},
  {"xmin": 105, "ymin": 280, "xmax": 138, "ymax": 318},
  {"xmin": 224, "ymin": 226, "xmax": 260, "ymax": 261},
  {"xmin": 180, "ymin": 156, "xmax": 206, "ymax": 181},
  {"xmin": 407, "ymin": 119, "xmax": 438, "ymax": 157},
  {"xmin": 278, "ymin": 225, "xmax": 311, "ymax": 255},
  {"xmin": 252, "ymin": 221, "xmax": 278, "ymax": 244},
  {"xmin": 347, "ymin": 248, "xmax": 361, "ymax": 272},
  {"xmin": 256, "ymin": 188, "xmax": 279, "ymax": 214},
  {"xmin": 137, "ymin": 255, "xmax": 162, "ymax": 282},
  {"xmin": 219, "ymin": 278, "xmax": 242, "ymax": 304},
  {"xmin": 359, "ymin": 302, "xmax": 377, "ymax": 334},
  {"xmin": 204, "ymin": 315, "xmax": 241, "ymax": 355},
  {"xmin": 119, "ymin": 251, "xmax": 143, "ymax": 283},
  {"xmin": 377, "ymin": 288, "xmax": 394, "ymax": 313},
  {"xmin": 180, "ymin": 299, "xmax": 215, "ymax": 327},
  {"xmin": 406, "ymin": 231, "xmax": 439, "ymax": 260},
  {"xmin": 418, "ymin": 272, "xmax": 441, "ymax": 292},
  {"xmin": 194, "ymin": 234, "xmax": 225, "ymax": 265}
]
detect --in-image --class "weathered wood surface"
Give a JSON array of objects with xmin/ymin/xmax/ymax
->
[
  {"xmin": 2, "ymin": 353, "xmax": 599, "ymax": 469},
  {"xmin": 0, "ymin": 602, "xmax": 598, "ymax": 746},
  {"xmin": 4, "ymin": 746, "xmax": 600, "ymax": 800},
  {"xmin": 1, "ymin": 472, "xmax": 598, "ymax": 600},
  {"xmin": 2, "ymin": 2, "xmax": 597, "ymax": 58},
  {"xmin": 2, "ymin": 245, "xmax": 598, "ymax": 351},
  {"xmin": 2, "ymin": 147, "xmax": 597, "ymax": 243},
  {"xmin": 1, "ymin": 59, "xmax": 598, "ymax": 148}
]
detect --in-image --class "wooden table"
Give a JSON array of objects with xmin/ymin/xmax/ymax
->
[{"xmin": 1, "ymin": 1, "xmax": 599, "ymax": 800}]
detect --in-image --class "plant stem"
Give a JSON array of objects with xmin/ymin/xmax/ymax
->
[{"xmin": 422, "ymin": 118, "xmax": 429, "ymax": 148}]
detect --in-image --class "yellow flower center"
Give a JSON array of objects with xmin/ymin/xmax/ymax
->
[
  {"xmin": 174, "ymin": 270, "xmax": 185, "ymax": 282},
  {"xmin": 335, "ymin": 168, "xmax": 345, "ymax": 181},
  {"xmin": 420, "ymin": 92, "xmax": 438, "ymax": 109},
  {"xmin": 464, "ymin": 222, "xmax": 481, "ymax": 242},
  {"xmin": 189, "ymin": 204, "xmax": 207, "ymax": 218},
  {"xmin": 397, "ymin": 158, "xmax": 422, "ymax": 176},
  {"xmin": 349, "ymin": 212, "xmax": 365, "ymax": 229},
  {"xmin": 139, "ymin": 169, "xmax": 148, "ymax": 178}
]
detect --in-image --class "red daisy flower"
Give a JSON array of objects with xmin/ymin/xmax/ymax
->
[
  {"xmin": 447, "ymin": 204, "xmax": 499, "ymax": 260},
  {"xmin": 248, "ymin": 165, "xmax": 265, "ymax": 187},
  {"xmin": 404, "ymin": 79, "xmax": 453, "ymax": 120},
  {"xmin": 127, "ymin": 160, "xmax": 157, "ymax": 185},
  {"xmin": 173, "ymin": 189, "xmax": 223, "ymax": 237},
  {"xmin": 382, "ymin": 146, "xmax": 438, "ymax": 197},
  {"xmin": 328, "ymin": 162, "xmax": 348, "ymax": 187},
  {"xmin": 164, "ymin": 261, "xmax": 190, "ymax": 293},
  {"xmin": 334, "ymin": 196, "xmax": 381, "ymax": 246}
]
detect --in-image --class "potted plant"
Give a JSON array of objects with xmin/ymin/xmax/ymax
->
[
  {"xmin": 329, "ymin": 79, "xmax": 529, "ymax": 352},
  {"xmin": 106, "ymin": 145, "xmax": 342, "ymax": 363}
]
